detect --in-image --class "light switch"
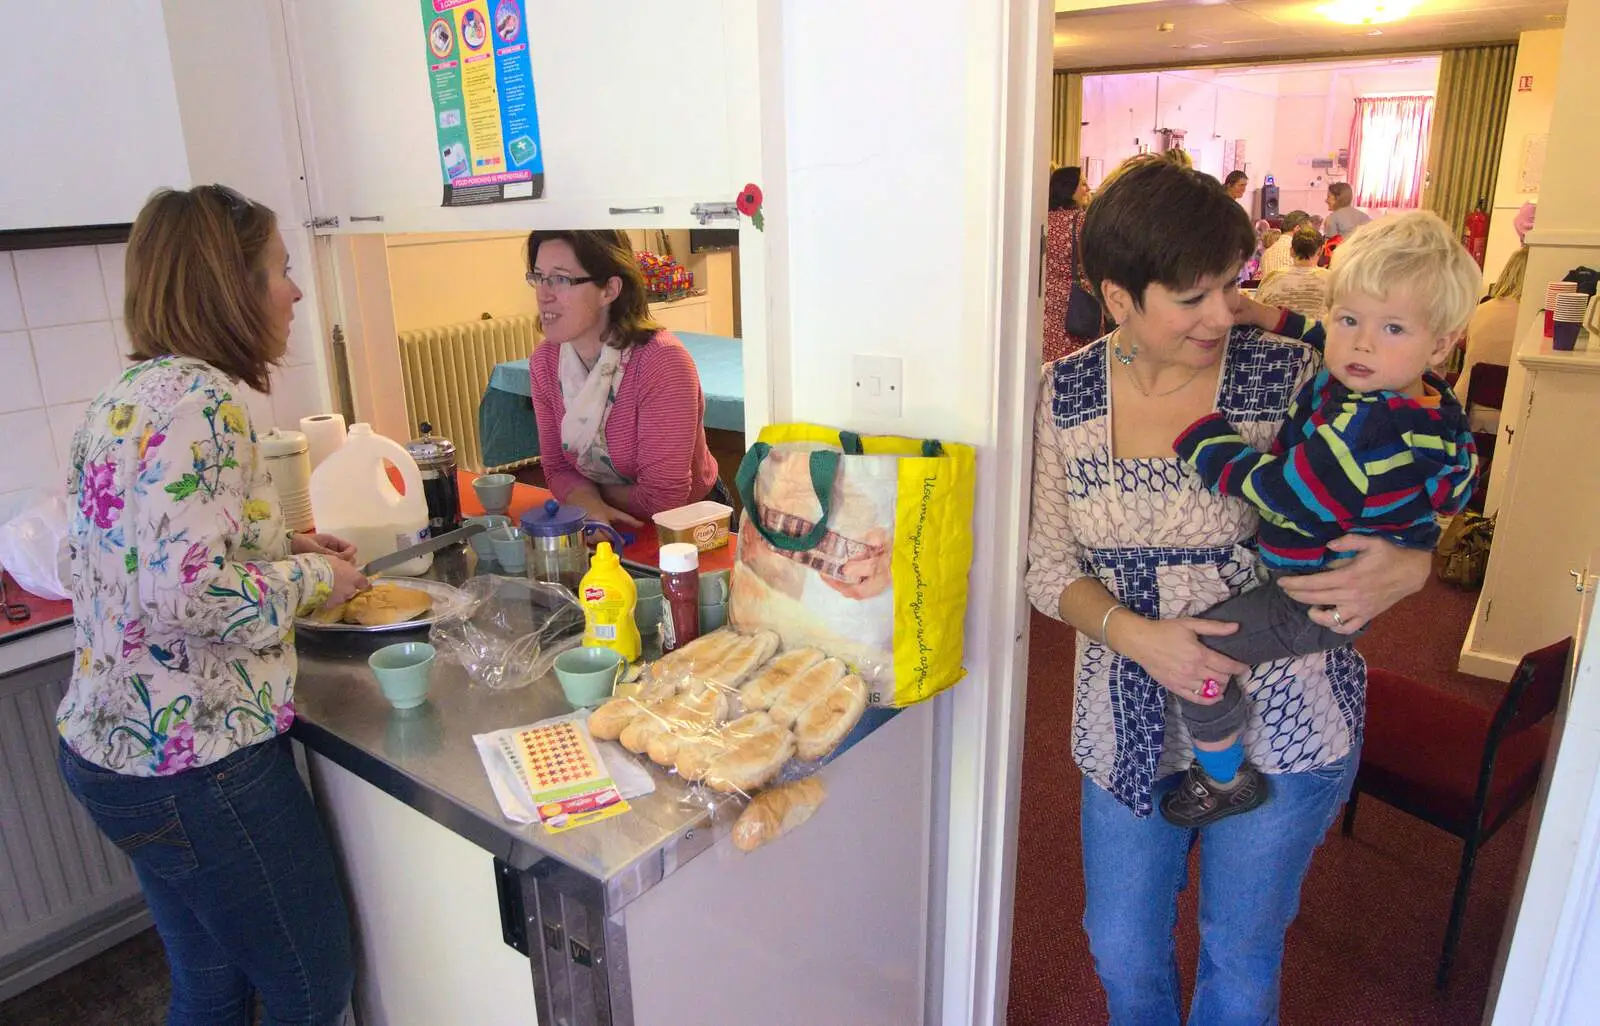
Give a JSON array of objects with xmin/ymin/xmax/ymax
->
[{"xmin": 852, "ymin": 355, "xmax": 903, "ymax": 418}]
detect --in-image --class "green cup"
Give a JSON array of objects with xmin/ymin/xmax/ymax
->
[
  {"xmin": 368, "ymin": 642, "xmax": 436, "ymax": 710},
  {"xmin": 554, "ymin": 646, "xmax": 624, "ymax": 708}
]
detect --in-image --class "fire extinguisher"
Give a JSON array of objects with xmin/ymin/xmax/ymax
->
[{"xmin": 1462, "ymin": 199, "xmax": 1489, "ymax": 269}]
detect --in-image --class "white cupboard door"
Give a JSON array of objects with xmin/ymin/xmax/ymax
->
[{"xmin": 284, "ymin": 0, "xmax": 750, "ymax": 232}]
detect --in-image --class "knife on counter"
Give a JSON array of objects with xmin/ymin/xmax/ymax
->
[{"xmin": 361, "ymin": 523, "xmax": 487, "ymax": 577}]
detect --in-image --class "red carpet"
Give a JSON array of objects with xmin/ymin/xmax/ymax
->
[{"xmin": 1008, "ymin": 578, "xmax": 1523, "ymax": 1025}]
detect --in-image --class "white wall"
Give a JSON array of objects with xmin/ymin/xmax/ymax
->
[
  {"xmin": 1079, "ymin": 69, "xmax": 1277, "ymax": 185},
  {"xmin": 768, "ymin": 2, "xmax": 1044, "ymax": 1022},
  {"xmin": 1482, "ymin": 29, "xmax": 1564, "ymax": 282},
  {"xmin": 1265, "ymin": 60, "xmax": 1439, "ymax": 217}
]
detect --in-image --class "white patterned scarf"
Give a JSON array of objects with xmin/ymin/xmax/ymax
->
[{"xmin": 558, "ymin": 342, "xmax": 630, "ymax": 486}]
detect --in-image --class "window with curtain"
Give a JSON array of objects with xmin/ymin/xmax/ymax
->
[{"xmin": 1348, "ymin": 95, "xmax": 1435, "ymax": 210}]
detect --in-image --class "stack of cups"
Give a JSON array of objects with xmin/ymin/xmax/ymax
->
[
  {"xmin": 1545, "ymin": 281, "xmax": 1577, "ymax": 338},
  {"xmin": 260, "ymin": 429, "xmax": 315, "ymax": 532},
  {"xmin": 1552, "ymin": 292, "xmax": 1589, "ymax": 352}
]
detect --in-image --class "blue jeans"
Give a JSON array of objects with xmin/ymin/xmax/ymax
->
[
  {"xmin": 1080, "ymin": 749, "xmax": 1359, "ymax": 1026},
  {"xmin": 59, "ymin": 736, "xmax": 353, "ymax": 1025}
]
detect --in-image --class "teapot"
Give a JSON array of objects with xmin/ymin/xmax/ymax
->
[{"xmin": 519, "ymin": 499, "xmax": 625, "ymax": 592}]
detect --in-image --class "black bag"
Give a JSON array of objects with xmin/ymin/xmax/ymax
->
[{"xmin": 1063, "ymin": 215, "xmax": 1112, "ymax": 339}]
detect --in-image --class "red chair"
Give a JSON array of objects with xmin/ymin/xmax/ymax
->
[{"xmin": 1341, "ymin": 638, "xmax": 1574, "ymax": 988}]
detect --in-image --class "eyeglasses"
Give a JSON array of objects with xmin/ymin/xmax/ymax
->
[{"xmin": 525, "ymin": 271, "xmax": 597, "ymax": 290}]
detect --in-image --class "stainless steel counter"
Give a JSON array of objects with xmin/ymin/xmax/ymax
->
[{"xmin": 289, "ymin": 551, "xmax": 892, "ymax": 914}]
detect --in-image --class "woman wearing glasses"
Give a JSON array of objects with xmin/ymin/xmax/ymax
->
[
  {"xmin": 525, "ymin": 229, "xmax": 723, "ymax": 527},
  {"xmin": 55, "ymin": 186, "xmax": 363, "ymax": 1025}
]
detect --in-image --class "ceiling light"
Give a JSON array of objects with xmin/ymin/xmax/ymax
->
[{"xmin": 1318, "ymin": 0, "xmax": 1417, "ymax": 25}]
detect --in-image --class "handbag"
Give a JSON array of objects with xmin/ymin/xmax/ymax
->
[
  {"xmin": 730, "ymin": 424, "xmax": 977, "ymax": 707},
  {"xmin": 1435, "ymin": 512, "xmax": 1494, "ymax": 590},
  {"xmin": 1064, "ymin": 213, "xmax": 1111, "ymax": 339}
]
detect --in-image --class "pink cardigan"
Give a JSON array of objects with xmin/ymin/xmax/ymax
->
[{"xmin": 529, "ymin": 331, "xmax": 719, "ymax": 518}]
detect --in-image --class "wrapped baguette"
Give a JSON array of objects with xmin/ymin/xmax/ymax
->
[
  {"xmin": 793, "ymin": 674, "xmax": 868, "ymax": 761},
  {"xmin": 733, "ymin": 777, "xmax": 828, "ymax": 853},
  {"xmin": 705, "ymin": 719, "xmax": 796, "ymax": 794},
  {"xmin": 738, "ymin": 647, "xmax": 826, "ymax": 712},
  {"xmin": 588, "ymin": 697, "xmax": 642, "ymax": 741},
  {"xmin": 674, "ymin": 711, "xmax": 772, "ymax": 783},
  {"xmin": 646, "ymin": 629, "xmax": 741, "ymax": 687},
  {"xmin": 642, "ymin": 683, "xmax": 729, "ymax": 768},
  {"xmin": 696, "ymin": 630, "xmax": 781, "ymax": 691},
  {"xmin": 767, "ymin": 657, "xmax": 849, "ymax": 729}
]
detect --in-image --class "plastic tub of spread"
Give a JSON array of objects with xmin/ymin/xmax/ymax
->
[{"xmin": 652, "ymin": 500, "xmax": 733, "ymax": 552}]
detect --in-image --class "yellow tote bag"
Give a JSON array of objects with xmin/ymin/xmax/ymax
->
[{"xmin": 729, "ymin": 424, "xmax": 977, "ymax": 707}]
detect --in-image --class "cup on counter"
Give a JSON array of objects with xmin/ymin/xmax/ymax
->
[
  {"xmin": 633, "ymin": 576, "xmax": 664, "ymax": 641},
  {"xmin": 368, "ymin": 641, "xmax": 436, "ymax": 710},
  {"xmin": 1545, "ymin": 282, "xmax": 1578, "ymax": 337},
  {"xmin": 488, "ymin": 524, "xmax": 528, "ymax": 572},
  {"xmin": 1554, "ymin": 293, "xmax": 1589, "ymax": 352},
  {"xmin": 472, "ymin": 473, "xmax": 516, "ymax": 515},
  {"xmin": 698, "ymin": 569, "xmax": 731, "ymax": 632},
  {"xmin": 553, "ymin": 646, "xmax": 624, "ymax": 708},
  {"xmin": 464, "ymin": 515, "xmax": 511, "ymax": 557}
]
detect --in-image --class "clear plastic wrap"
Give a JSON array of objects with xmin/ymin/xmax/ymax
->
[
  {"xmin": 430, "ymin": 576, "xmax": 586, "ymax": 690},
  {"xmin": 586, "ymin": 627, "xmax": 869, "ymax": 815}
]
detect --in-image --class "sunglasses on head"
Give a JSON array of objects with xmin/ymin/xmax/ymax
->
[{"xmin": 207, "ymin": 184, "xmax": 253, "ymax": 223}]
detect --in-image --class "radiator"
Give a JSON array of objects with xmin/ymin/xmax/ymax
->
[
  {"xmin": 398, "ymin": 314, "xmax": 539, "ymax": 472},
  {"xmin": 1, "ymin": 646, "xmax": 148, "ymax": 999}
]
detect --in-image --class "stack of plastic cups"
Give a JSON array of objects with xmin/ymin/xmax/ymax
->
[
  {"xmin": 1544, "ymin": 281, "xmax": 1577, "ymax": 338},
  {"xmin": 1552, "ymin": 292, "xmax": 1588, "ymax": 352}
]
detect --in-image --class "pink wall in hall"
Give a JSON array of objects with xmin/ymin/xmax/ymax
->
[{"xmin": 1079, "ymin": 59, "xmax": 1440, "ymax": 218}]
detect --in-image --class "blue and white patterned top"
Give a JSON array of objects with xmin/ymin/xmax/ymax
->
[{"xmin": 1026, "ymin": 330, "xmax": 1365, "ymax": 816}]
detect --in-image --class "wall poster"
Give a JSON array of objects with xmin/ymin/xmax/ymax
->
[{"xmin": 419, "ymin": 0, "xmax": 545, "ymax": 206}]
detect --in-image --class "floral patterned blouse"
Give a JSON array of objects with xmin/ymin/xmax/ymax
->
[
  {"xmin": 1043, "ymin": 207, "xmax": 1097, "ymax": 364},
  {"xmin": 1026, "ymin": 332, "xmax": 1366, "ymax": 816},
  {"xmin": 57, "ymin": 357, "xmax": 335, "ymax": 776}
]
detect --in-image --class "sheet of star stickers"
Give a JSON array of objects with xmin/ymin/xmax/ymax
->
[{"xmin": 497, "ymin": 717, "xmax": 630, "ymax": 834}]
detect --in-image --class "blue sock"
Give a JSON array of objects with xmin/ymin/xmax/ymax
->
[{"xmin": 1194, "ymin": 742, "xmax": 1244, "ymax": 784}]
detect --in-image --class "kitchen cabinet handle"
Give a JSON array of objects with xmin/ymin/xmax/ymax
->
[
  {"xmin": 608, "ymin": 206, "xmax": 664, "ymax": 215},
  {"xmin": 1572, "ymin": 570, "xmax": 1587, "ymax": 593}
]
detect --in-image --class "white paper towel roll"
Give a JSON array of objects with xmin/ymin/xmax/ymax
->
[{"xmin": 300, "ymin": 414, "xmax": 347, "ymax": 471}]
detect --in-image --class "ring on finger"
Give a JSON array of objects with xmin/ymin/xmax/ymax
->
[
  {"xmin": 1331, "ymin": 608, "xmax": 1346, "ymax": 628},
  {"xmin": 1201, "ymin": 678, "xmax": 1221, "ymax": 699}
]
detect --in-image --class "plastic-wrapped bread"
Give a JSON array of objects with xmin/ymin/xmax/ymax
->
[
  {"xmin": 674, "ymin": 711, "xmax": 771, "ymax": 783},
  {"xmin": 646, "ymin": 629, "xmax": 741, "ymax": 687},
  {"xmin": 793, "ymin": 674, "xmax": 869, "ymax": 761},
  {"xmin": 618, "ymin": 690, "xmax": 683, "ymax": 754},
  {"xmin": 642, "ymin": 683, "xmax": 730, "ymax": 768},
  {"xmin": 732, "ymin": 777, "xmax": 828, "ymax": 853},
  {"xmin": 738, "ymin": 647, "xmax": 826, "ymax": 712},
  {"xmin": 588, "ymin": 697, "xmax": 642, "ymax": 741},
  {"xmin": 766, "ymin": 657, "xmax": 849, "ymax": 729},
  {"xmin": 704, "ymin": 719, "xmax": 796, "ymax": 794},
  {"xmin": 695, "ymin": 630, "xmax": 781, "ymax": 691}
]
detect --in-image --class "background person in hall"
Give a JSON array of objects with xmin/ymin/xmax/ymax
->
[
  {"xmin": 1457, "ymin": 245, "xmax": 1529, "ymax": 434},
  {"xmin": 525, "ymin": 229, "xmax": 729, "ymax": 527},
  {"xmin": 1164, "ymin": 211, "xmax": 1478, "ymax": 829},
  {"xmin": 1025, "ymin": 158, "xmax": 1431, "ymax": 1024},
  {"xmin": 1323, "ymin": 181, "xmax": 1372, "ymax": 240},
  {"xmin": 1224, "ymin": 170, "xmax": 1249, "ymax": 202},
  {"xmin": 55, "ymin": 185, "xmax": 367, "ymax": 1026},
  {"xmin": 1043, "ymin": 165, "xmax": 1095, "ymax": 362},
  {"xmin": 1258, "ymin": 209, "xmax": 1312, "ymax": 279},
  {"xmin": 1254, "ymin": 224, "xmax": 1331, "ymax": 321}
]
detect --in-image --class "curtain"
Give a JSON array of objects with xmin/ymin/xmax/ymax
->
[
  {"xmin": 1051, "ymin": 72, "xmax": 1082, "ymax": 170},
  {"xmin": 1348, "ymin": 96, "xmax": 1434, "ymax": 209},
  {"xmin": 1422, "ymin": 43, "xmax": 1517, "ymax": 234}
]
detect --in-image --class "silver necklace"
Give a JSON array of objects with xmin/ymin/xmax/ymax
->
[{"xmin": 1113, "ymin": 331, "xmax": 1203, "ymax": 398}]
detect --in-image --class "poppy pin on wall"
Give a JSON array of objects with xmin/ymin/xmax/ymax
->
[{"xmin": 736, "ymin": 183, "xmax": 765, "ymax": 231}]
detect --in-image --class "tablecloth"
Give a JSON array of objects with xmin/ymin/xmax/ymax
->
[{"xmin": 479, "ymin": 332, "xmax": 745, "ymax": 469}]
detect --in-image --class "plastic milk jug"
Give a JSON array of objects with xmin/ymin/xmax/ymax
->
[
  {"xmin": 578, "ymin": 542, "xmax": 641, "ymax": 662},
  {"xmin": 308, "ymin": 423, "xmax": 432, "ymax": 576}
]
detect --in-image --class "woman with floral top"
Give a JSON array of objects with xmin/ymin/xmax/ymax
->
[
  {"xmin": 1026, "ymin": 160, "xmax": 1430, "ymax": 1022},
  {"xmin": 55, "ymin": 186, "xmax": 368, "ymax": 1026}
]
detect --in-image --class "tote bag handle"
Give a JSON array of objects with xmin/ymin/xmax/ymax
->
[{"xmin": 734, "ymin": 444, "xmax": 839, "ymax": 552}]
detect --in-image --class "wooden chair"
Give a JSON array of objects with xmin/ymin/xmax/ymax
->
[{"xmin": 1341, "ymin": 637, "xmax": 1574, "ymax": 988}]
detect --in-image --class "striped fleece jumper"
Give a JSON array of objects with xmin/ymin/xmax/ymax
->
[{"xmin": 1174, "ymin": 313, "xmax": 1478, "ymax": 571}]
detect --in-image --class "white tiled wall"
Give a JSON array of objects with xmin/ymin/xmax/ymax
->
[{"xmin": 0, "ymin": 246, "xmax": 323, "ymax": 513}]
